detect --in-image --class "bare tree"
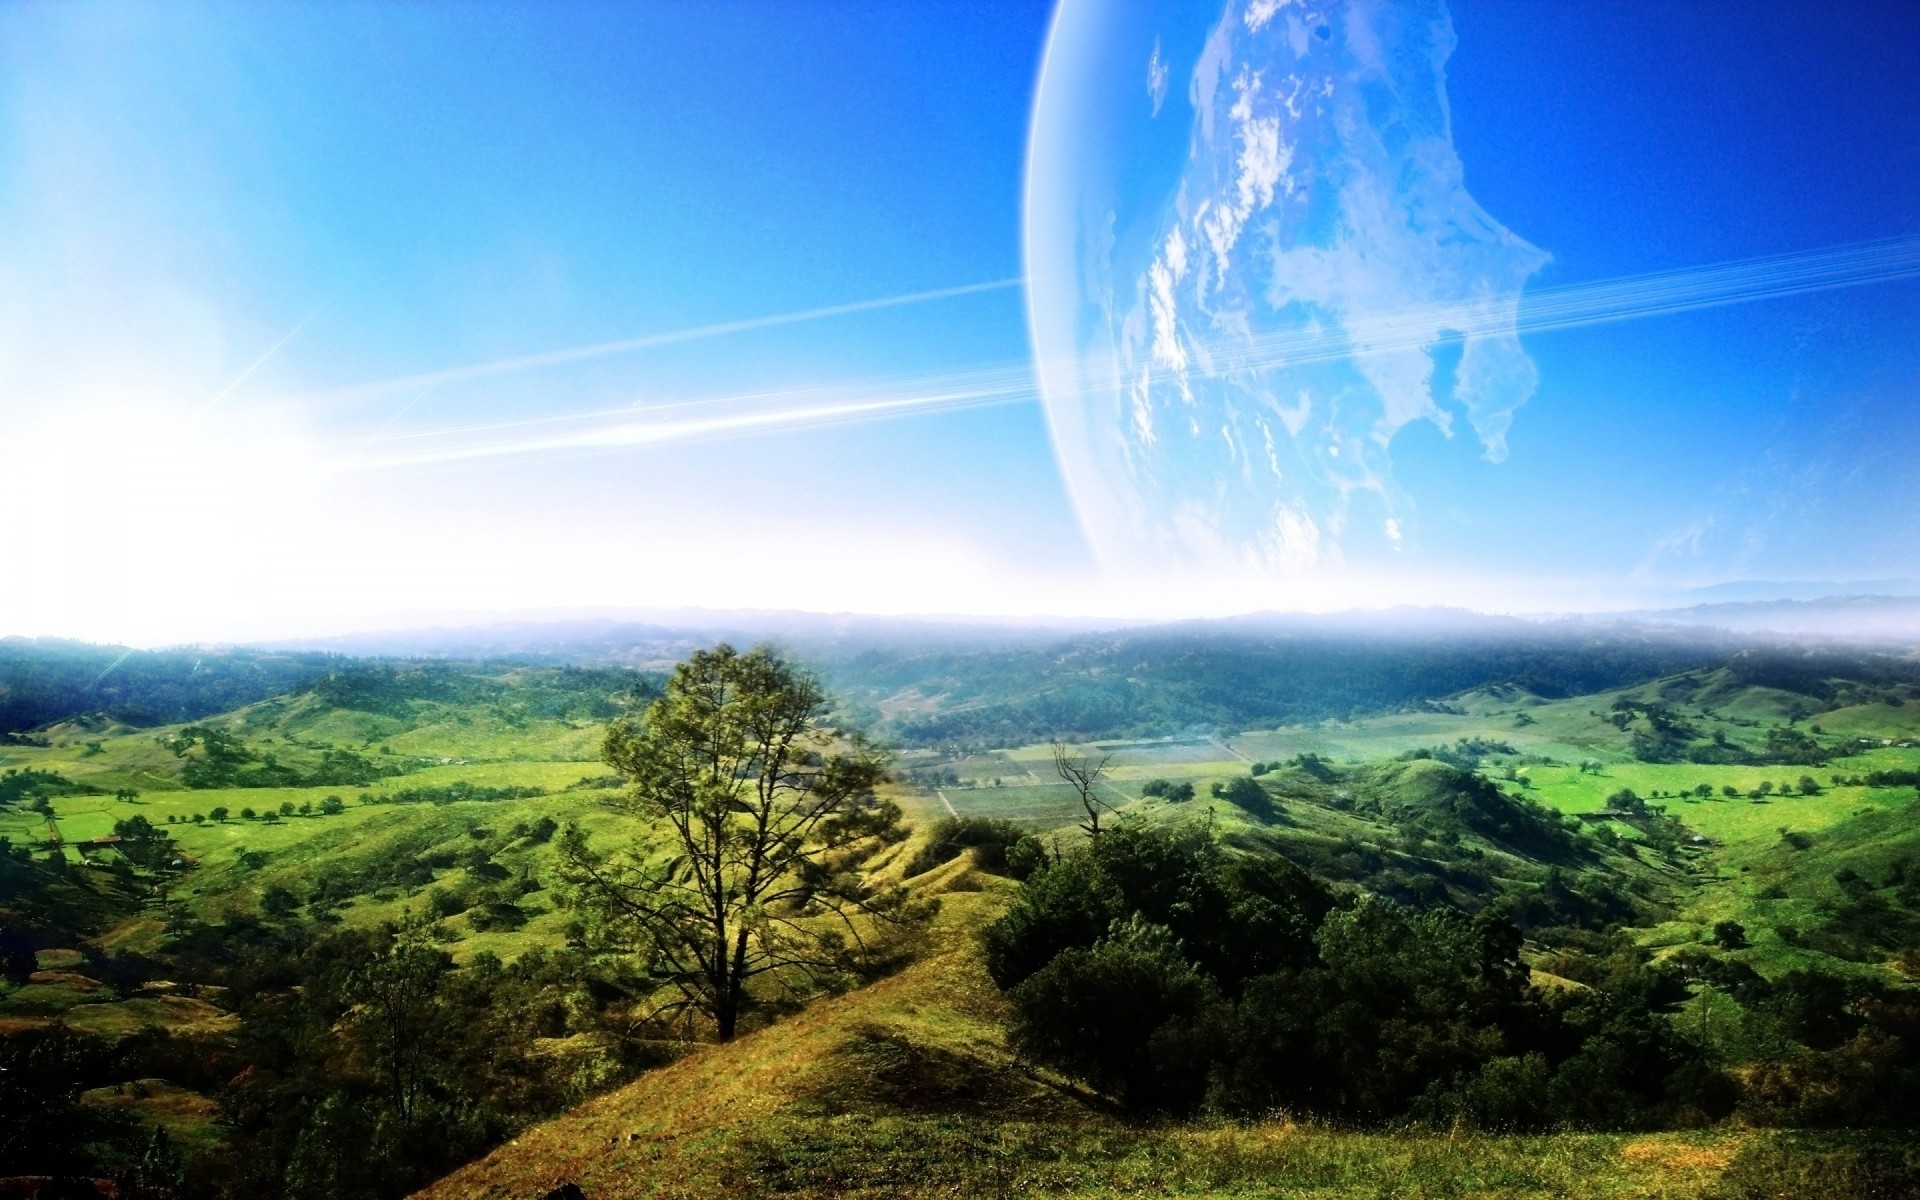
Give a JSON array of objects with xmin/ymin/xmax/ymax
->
[
  {"xmin": 1052, "ymin": 741, "xmax": 1114, "ymax": 838},
  {"xmin": 561, "ymin": 644, "xmax": 904, "ymax": 1041}
]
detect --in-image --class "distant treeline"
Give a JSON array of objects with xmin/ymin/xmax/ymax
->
[
  {"xmin": 820, "ymin": 629, "xmax": 1734, "ymax": 748},
  {"xmin": 374, "ymin": 782, "xmax": 549, "ymax": 806},
  {"xmin": 10, "ymin": 627, "xmax": 1918, "ymax": 756},
  {"xmin": 0, "ymin": 639, "xmax": 339, "ymax": 733},
  {"xmin": 0, "ymin": 640, "xmax": 658, "ymax": 736},
  {"xmin": 305, "ymin": 663, "xmax": 652, "ymax": 722}
]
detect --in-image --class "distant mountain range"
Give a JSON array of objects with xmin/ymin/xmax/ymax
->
[
  {"xmin": 1620, "ymin": 593, "xmax": 1920, "ymax": 640},
  {"xmin": 250, "ymin": 588, "xmax": 1920, "ymax": 661}
]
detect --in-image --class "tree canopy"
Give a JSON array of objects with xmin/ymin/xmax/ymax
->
[{"xmin": 562, "ymin": 643, "xmax": 904, "ymax": 1040}]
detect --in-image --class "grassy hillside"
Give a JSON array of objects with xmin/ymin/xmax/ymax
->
[
  {"xmin": 4, "ymin": 642, "xmax": 1918, "ymax": 1197},
  {"xmin": 418, "ymin": 862, "xmax": 1909, "ymax": 1200}
]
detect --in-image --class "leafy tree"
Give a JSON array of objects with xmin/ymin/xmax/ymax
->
[
  {"xmin": 561, "ymin": 644, "xmax": 902, "ymax": 1040},
  {"xmin": 1605, "ymin": 788, "xmax": 1647, "ymax": 815},
  {"xmin": 1217, "ymin": 774, "xmax": 1276, "ymax": 819},
  {"xmin": 113, "ymin": 814, "xmax": 158, "ymax": 842},
  {"xmin": 321, "ymin": 795, "xmax": 346, "ymax": 816},
  {"xmin": 163, "ymin": 724, "xmax": 257, "ymax": 788},
  {"xmin": 1008, "ymin": 914, "xmax": 1219, "ymax": 1108},
  {"xmin": 351, "ymin": 924, "xmax": 453, "ymax": 1125},
  {"xmin": 1713, "ymin": 920, "xmax": 1750, "ymax": 950},
  {"xmin": 0, "ymin": 925, "xmax": 36, "ymax": 986},
  {"xmin": 261, "ymin": 885, "xmax": 301, "ymax": 918},
  {"xmin": 209, "ymin": 806, "xmax": 230, "ymax": 823}
]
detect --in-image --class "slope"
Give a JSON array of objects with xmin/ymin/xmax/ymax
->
[{"xmin": 412, "ymin": 851, "xmax": 1883, "ymax": 1200}]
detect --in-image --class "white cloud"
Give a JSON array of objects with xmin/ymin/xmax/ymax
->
[
  {"xmin": 1243, "ymin": 0, "xmax": 1293, "ymax": 34},
  {"xmin": 1147, "ymin": 39, "xmax": 1170, "ymax": 116}
]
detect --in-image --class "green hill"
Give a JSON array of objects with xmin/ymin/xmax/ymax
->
[
  {"xmin": 415, "ymin": 861, "xmax": 1908, "ymax": 1200},
  {"xmin": 2, "ymin": 641, "xmax": 1918, "ymax": 1197}
]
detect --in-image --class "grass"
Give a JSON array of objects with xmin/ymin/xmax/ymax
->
[
  {"xmin": 413, "ymin": 862, "xmax": 1875, "ymax": 1200},
  {"xmin": 6, "ymin": 660, "xmax": 1918, "ymax": 1196},
  {"xmin": 81, "ymin": 1077, "xmax": 226, "ymax": 1150}
]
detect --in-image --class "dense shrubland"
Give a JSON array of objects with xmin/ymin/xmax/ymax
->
[
  {"xmin": 0, "ymin": 912, "xmax": 662, "ymax": 1199},
  {"xmin": 984, "ymin": 822, "xmax": 1920, "ymax": 1130}
]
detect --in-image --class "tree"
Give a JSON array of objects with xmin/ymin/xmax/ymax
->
[
  {"xmin": 1052, "ymin": 741, "xmax": 1114, "ymax": 838},
  {"xmin": 261, "ymin": 886, "xmax": 301, "ymax": 918},
  {"xmin": 209, "ymin": 806, "xmax": 230, "ymax": 823},
  {"xmin": 1712, "ymin": 920, "xmax": 1749, "ymax": 950},
  {"xmin": 321, "ymin": 795, "xmax": 346, "ymax": 816},
  {"xmin": 1604, "ymin": 788, "xmax": 1647, "ymax": 815},
  {"xmin": 561, "ymin": 644, "xmax": 902, "ymax": 1041},
  {"xmin": 1217, "ymin": 775, "xmax": 1276, "ymax": 819},
  {"xmin": 0, "ymin": 925, "xmax": 36, "ymax": 986},
  {"xmin": 350, "ymin": 923, "xmax": 452, "ymax": 1126}
]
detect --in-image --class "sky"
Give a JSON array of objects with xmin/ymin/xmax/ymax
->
[{"xmin": 2, "ymin": 0, "xmax": 1916, "ymax": 645}]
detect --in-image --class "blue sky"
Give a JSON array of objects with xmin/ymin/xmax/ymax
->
[{"xmin": 2, "ymin": 0, "xmax": 1916, "ymax": 642}]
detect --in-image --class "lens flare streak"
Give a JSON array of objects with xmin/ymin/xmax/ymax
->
[{"xmin": 334, "ymin": 235, "xmax": 1920, "ymax": 473}]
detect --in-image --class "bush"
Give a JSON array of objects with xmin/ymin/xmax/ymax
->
[
  {"xmin": 1004, "ymin": 835, "xmax": 1051, "ymax": 881},
  {"xmin": 1605, "ymin": 789, "xmax": 1646, "ymax": 814},
  {"xmin": 903, "ymin": 816, "xmax": 1026, "ymax": 878},
  {"xmin": 467, "ymin": 900, "xmax": 529, "ymax": 932},
  {"xmin": 1416, "ymin": 1052, "xmax": 1556, "ymax": 1131},
  {"xmin": 1216, "ymin": 775, "xmax": 1275, "ymax": 819},
  {"xmin": 425, "ymin": 887, "xmax": 470, "ymax": 919},
  {"xmin": 1008, "ymin": 915, "xmax": 1219, "ymax": 1108},
  {"xmin": 983, "ymin": 822, "xmax": 1740, "ymax": 1127}
]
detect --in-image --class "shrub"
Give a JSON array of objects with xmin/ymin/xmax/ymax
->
[
  {"xmin": 903, "ymin": 816, "xmax": 1026, "ymax": 878},
  {"xmin": 260, "ymin": 885, "xmax": 300, "ymax": 918},
  {"xmin": 1217, "ymin": 775, "xmax": 1275, "ymax": 819},
  {"xmin": 1008, "ymin": 915, "xmax": 1218, "ymax": 1109},
  {"xmin": 425, "ymin": 887, "xmax": 470, "ymax": 919}
]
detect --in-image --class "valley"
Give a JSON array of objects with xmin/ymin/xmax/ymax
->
[{"xmin": 2, "ymin": 633, "xmax": 1918, "ymax": 1196}]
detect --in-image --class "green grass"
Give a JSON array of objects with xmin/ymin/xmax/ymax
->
[
  {"xmin": 8, "ymin": 656, "xmax": 1919, "ymax": 1196},
  {"xmin": 412, "ymin": 879, "xmax": 1881, "ymax": 1200},
  {"xmin": 81, "ymin": 1078, "xmax": 225, "ymax": 1150}
]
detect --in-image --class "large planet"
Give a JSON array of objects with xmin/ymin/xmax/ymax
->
[{"xmin": 1025, "ymin": 0, "xmax": 1547, "ymax": 589}]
